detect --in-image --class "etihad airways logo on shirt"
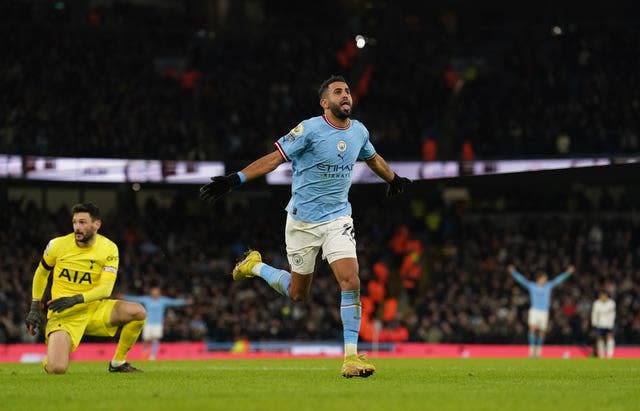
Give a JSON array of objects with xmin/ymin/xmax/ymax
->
[
  {"xmin": 315, "ymin": 162, "xmax": 354, "ymax": 179},
  {"xmin": 315, "ymin": 163, "xmax": 354, "ymax": 172}
]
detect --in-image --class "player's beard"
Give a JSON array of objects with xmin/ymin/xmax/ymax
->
[
  {"xmin": 75, "ymin": 230, "xmax": 95, "ymax": 245},
  {"xmin": 329, "ymin": 100, "xmax": 351, "ymax": 120}
]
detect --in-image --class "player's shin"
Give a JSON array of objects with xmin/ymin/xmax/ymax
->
[
  {"xmin": 258, "ymin": 264, "xmax": 291, "ymax": 297},
  {"xmin": 527, "ymin": 332, "xmax": 536, "ymax": 355},
  {"xmin": 340, "ymin": 289, "xmax": 361, "ymax": 357},
  {"xmin": 535, "ymin": 335, "xmax": 544, "ymax": 357},
  {"xmin": 113, "ymin": 319, "xmax": 144, "ymax": 365},
  {"xmin": 606, "ymin": 338, "xmax": 615, "ymax": 358}
]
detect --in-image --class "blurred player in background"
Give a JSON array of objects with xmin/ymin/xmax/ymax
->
[
  {"xmin": 508, "ymin": 264, "xmax": 575, "ymax": 357},
  {"xmin": 591, "ymin": 289, "xmax": 616, "ymax": 358},
  {"xmin": 25, "ymin": 203, "xmax": 146, "ymax": 373},
  {"xmin": 123, "ymin": 286, "xmax": 192, "ymax": 360},
  {"xmin": 199, "ymin": 75, "xmax": 411, "ymax": 377}
]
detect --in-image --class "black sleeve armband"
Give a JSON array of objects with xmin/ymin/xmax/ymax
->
[{"xmin": 40, "ymin": 258, "xmax": 54, "ymax": 271}]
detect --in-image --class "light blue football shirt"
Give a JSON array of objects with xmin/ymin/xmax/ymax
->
[
  {"xmin": 274, "ymin": 115, "xmax": 376, "ymax": 223},
  {"xmin": 123, "ymin": 295, "xmax": 188, "ymax": 325},
  {"xmin": 510, "ymin": 270, "xmax": 571, "ymax": 310}
]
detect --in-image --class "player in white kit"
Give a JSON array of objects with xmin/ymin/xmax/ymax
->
[{"xmin": 591, "ymin": 289, "xmax": 616, "ymax": 358}]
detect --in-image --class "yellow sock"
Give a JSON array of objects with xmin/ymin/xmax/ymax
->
[{"xmin": 113, "ymin": 319, "xmax": 144, "ymax": 363}]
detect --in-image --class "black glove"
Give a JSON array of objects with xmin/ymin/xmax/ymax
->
[
  {"xmin": 386, "ymin": 173, "xmax": 412, "ymax": 198},
  {"xmin": 48, "ymin": 294, "xmax": 84, "ymax": 313},
  {"xmin": 26, "ymin": 300, "xmax": 44, "ymax": 336},
  {"xmin": 199, "ymin": 173, "xmax": 242, "ymax": 203}
]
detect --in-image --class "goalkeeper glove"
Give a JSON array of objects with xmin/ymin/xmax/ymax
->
[
  {"xmin": 386, "ymin": 173, "xmax": 412, "ymax": 199},
  {"xmin": 199, "ymin": 173, "xmax": 243, "ymax": 203},
  {"xmin": 26, "ymin": 300, "xmax": 44, "ymax": 336},
  {"xmin": 48, "ymin": 294, "xmax": 84, "ymax": 313}
]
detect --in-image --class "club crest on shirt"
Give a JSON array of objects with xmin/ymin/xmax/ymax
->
[
  {"xmin": 285, "ymin": 123, "xmax": 304, "ymax": 141},
  {"xmin": 291, "ymin": 254, "xmax": 304, "ymax": 267},
  {"xmin": 337, "ymin": 140, "xmax": 347, "ymax": 152}
]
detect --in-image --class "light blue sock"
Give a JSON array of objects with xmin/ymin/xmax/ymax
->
[
  {"xmin": 341, "ymin": 289, "xmax": 361, "ymax": 356},
  {"xmin": 151, "ymin": 339, "xmax": 160, "ymax": 357},
  {"xmin": 536, "ymin": 334, "xmax": 545, "ymax": 347},
  {"xmin": 528, "ymin": 332, "xmax": 536, "ymax": 347},
  {"xmin": 258, "ymin": 264, "xmax": 291, "ymax": 297}
]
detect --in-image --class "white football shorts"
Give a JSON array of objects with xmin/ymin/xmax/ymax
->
[
  {"xmin": 285, "ymin": 214, "xmax": 357, "ymax": 275},
  {"xmin": 528, "ymin": 308, "xmax": 549, "ymax": 331},
  {"xmin": 142, "ymin": 324, "xmax": 164, "ymax": 341}
]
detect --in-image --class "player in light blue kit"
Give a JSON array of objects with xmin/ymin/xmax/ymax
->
[
  {"xmin": 123, "ymin": 286, "xmax": 191, "ymax": 360},
  {"xmin": 199, "ymin": 75, "xmax": 411, "ymax": 377},
  {"xmin": 508, "ymin": 264, "xmax": 575, "ymax": 357}
]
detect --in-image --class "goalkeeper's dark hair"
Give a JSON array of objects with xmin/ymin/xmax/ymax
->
[
  {"xmin": 318, "ymin": 75, "xmax": 347, "ymax": 99},
  {"xmin": 71, "ymin": 202, "xmax": 101, "ymax": 221}
]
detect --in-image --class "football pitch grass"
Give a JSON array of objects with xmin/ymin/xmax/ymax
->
[{"xmin": 2, "ymin": 358, "xmax": 639, "ymax": 411}]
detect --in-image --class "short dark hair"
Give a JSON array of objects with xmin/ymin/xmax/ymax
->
[
  {"xmin": 318, "ymin": 75, "xmax": 347, "ymax": 99},
  {"xmin": 71, "ymin": 202, "xmax": 101, "ymax": 221},
  {"xmin": 535, "ymin": 270, "xmax": 547, "ymax": 280}
]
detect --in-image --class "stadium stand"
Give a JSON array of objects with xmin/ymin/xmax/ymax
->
[
  {"xmin": 2, "ymin": 179, "xmax": 639, "ymax": 348},
  {"xmin": 1, "ymin": 1, "xmax": 638, "ymax": 161}
]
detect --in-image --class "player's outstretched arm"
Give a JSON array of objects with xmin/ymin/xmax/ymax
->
[
  {"xmin": 386, "ymin": 174, "xmax": 412, "ymax": 198},
  {"xmin": 199, "ymin": 151, "xmax": 284, "ymax": 203},
  {"xmin": 508, "ymin": 265, "xmax": 532, "ymax": 288},
  {"xmin": 199, "ymin": 173, "xmax": 245, "ymax": 203},
  {"xmin": 364, "ymin": 154, "xmax": 411, "ymax": 198}
]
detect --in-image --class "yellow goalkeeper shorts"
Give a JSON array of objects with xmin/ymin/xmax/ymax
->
[{"xmin": 45, "ymin": 299, "xmax": 119, "ymax": 351}]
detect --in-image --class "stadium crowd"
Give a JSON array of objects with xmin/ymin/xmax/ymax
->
[
  {"xmin": 1, "ymin": 183, "xmax": 639, "ymax": 349},
  {"xmin": 1, "ymin": 1, "xmax": 639, "ymax": 162}
]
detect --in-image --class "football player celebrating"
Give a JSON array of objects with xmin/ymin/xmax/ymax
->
[
  {"xmin": 508, "ymin": 264, "xmax": 575, "ymax": 357},
  {"xmin": 200, "ymin": 75, "xmax": 411, "ymax": 377}
]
